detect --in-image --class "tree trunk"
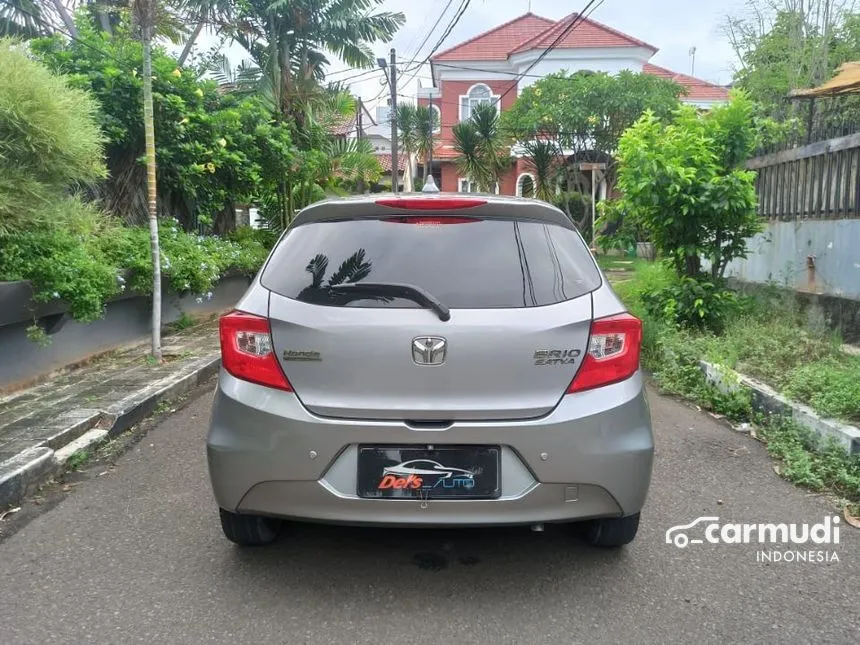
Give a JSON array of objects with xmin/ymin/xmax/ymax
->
[
  {"xmin": 142, "ymin": 24, "xmax": 162, "ymax": 362},
  {"xmin": 49, "ymin": 0, "xmax": 78, "ymax": 38},
  {"xmin": 268, "ymin": 16, "xmax": 282, "ymax": 115},
  {"xmin": 684, "ymin": 254, "xmax": 701, "ymax": 278},
  {"xmin": 178, "ymin": 21, "xmax": 204, "ymax": 66},
  {"xmin": 97, "ymin": 10, "xmax": 113, "ymax": 35}
]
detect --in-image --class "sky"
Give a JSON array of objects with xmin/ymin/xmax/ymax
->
[{"xmin": 190, "ymin": 0, "xmax": 750, "ymax": 111}]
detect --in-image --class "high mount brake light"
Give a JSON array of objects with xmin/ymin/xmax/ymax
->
[
  {"xmin": 375, "ymin": 198, "xmax": 487, "ymax": 210},
  {"xmin": 567, "ymin": 313, "xmax": 642, "ymax": 393},
  {"xmin": 381, "ymin": 216, "xmax": 479, "ymax": 225},
  {"xmin": 219, "ymin": 310, "xmax": 292, "ymax": 391}
]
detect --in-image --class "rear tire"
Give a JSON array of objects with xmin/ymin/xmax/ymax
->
[
  {"xmin": 583, "ymin": 512, "xmax": 640, "ymax": 547},
  {"xmin": 219, "ymin": 508, "xmax": 282, "ymax": 546}
]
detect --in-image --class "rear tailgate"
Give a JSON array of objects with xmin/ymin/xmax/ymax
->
[
  {"xmin": 268, "ymin": 294, "xmax": 592, "ymax": 421},
  {"xmin": 261, "ymin": 199, "xmax": 602, "ymax": 421}
]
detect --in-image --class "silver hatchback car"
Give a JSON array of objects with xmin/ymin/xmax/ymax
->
[{"xmin": 207, "ymin": 192, "xmax": 653, "ymax": 547}]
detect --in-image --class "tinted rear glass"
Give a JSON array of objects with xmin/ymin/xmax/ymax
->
[{"xmin": 261, "ymin": 215, "xmax": 601, "ymax": 309}]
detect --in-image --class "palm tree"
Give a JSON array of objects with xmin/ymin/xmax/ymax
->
[
  {"xmin": 328, "ymin": 137, "xmax": 383, "ymax": 193},
  {"xmin": 132, "ymin": 0, "xmax": 162, "ymax": 361},
  {"xmin": 414, "ymin": 105, "xmax": 437, "ymax": 183},
  {"xmin": 452, "ymin": 102, "xmax": 509, "ymax": 192},
  {"xmin": 0, "ymin": 0, "xmax": 76, "ymax": 37},
  {"xmin": 175, "ymin": 0, "xmax": 232, "ymax": 65},
  {"xmin": 522, "ymin": 139, "xmax": 561, "ymax": 202},
  {"xmin": 396, "ymin": 103, "xmax": 418, "ymax": 192},
  {"xmin": 227, "ymin": 0, "xmax": 404, "ymax": 129}
]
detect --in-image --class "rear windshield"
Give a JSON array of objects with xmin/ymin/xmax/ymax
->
[{"xmin": 260, "ymin": 215, "xmax": 601, "ymax": 309}]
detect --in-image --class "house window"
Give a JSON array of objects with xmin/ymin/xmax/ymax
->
[
  {"xmin": 516, "ymin": 173, "xmax": 535, "ymax": 198},
  {"xmin": 458, "ymin": 178, "xmax": 499, "ymax": 194},
  {"xmin": 459, "ymin": 84, "xmax": 500, "ymax": 122},
  {"xmin": 429, "ymin": 104, "xmax": 441, "ymax": 134}
]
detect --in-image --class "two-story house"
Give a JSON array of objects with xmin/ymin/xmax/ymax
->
[{"xmin": 417, "ymin": 12, "xmax": 729, "ymax": 197}]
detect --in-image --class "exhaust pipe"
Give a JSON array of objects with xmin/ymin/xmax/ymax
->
[{"xmin": 531, "ymin": 523, "xmax": 545, "ymax": 532}]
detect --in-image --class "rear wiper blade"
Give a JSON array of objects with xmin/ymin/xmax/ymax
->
[{"xmin": 328, "ymin": 282, "xmax": 451, "ymax": 321}]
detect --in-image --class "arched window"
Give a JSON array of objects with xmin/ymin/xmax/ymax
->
[
  {"xmin": 516, "ymin": 173, "xmax": 535, "ymax": 198},
  {"xmin": 459, "ymin": 83, "xmax": 499, "ymax": 121},
  {"xmin": 429, "ymin": 104, "xmax": 441, "ymax": 134}
]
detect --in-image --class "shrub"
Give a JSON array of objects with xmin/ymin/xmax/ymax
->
[
  {"xmin": 642, "ymin": 276, "xmax": 740, "ymax": 333},
  {"xmin": 614, "ymin": 92, "xmax": 761, "ymax": 280},
  {"xmin": 0, "ymin": 199, "xmax": 119, "ymax": 321},
  {"xmin": 0, "ymin": 38, "xmax": 106, "ymax": 235},
  {"xmin": 0, "ymin": 219, "xmax": 276, "ymax": 327}
]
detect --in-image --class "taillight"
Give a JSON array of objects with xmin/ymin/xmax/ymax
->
[
  {"xmin": 375, "ymin": 198, "xmax": 487, "ymax": 210},
  {"xmin": 219, "ymin": 311, "xmax": 292, "ymax": 391},
  {"xmin": 567, "ymin": 313, "xmax": 642, "ymax": 393}
]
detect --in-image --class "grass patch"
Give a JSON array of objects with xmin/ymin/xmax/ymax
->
[
  {"xmin": 611, "ymin": 261, "xmax": 860, "ymax": 511},
  {"xmin": 757, "ymin": 418, "xmax": 860, "ymax": 506},
  {"xmin": 596, "ymin": 255, "xmax": 649, "ymax": 273},
  {"xmin": 66, "ymin": 449, "xmax": 91, "ymax": 471},
  {"xmin": 618, "ymin": 263, "xmax": 860, "ymax": 424},
  {"xmin": 168, "ymin": 312, "xmax": 197, "ymax": 332}
]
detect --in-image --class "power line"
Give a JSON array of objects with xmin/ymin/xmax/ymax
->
[
  {"xmin": 493, "ymin": 0, "xmax": 605, "ymax": 107},
  {"xmin": 399, "ymin": 0, "xmax": 472, "ymax": 90},
  {"xmin": 406, "ymin": 0, "xmax": 457, "ymax": 63}
]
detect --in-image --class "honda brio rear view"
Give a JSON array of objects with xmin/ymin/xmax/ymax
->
[{"xmin": 206, "ymin": 193, "xmax": 654, "ymax": 548}]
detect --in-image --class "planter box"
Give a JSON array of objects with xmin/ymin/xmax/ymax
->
[{"xmin": 0, "ymin": 273, "xmax": 253, "ymax": 391}]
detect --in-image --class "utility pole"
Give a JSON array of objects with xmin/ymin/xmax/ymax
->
[
  {"xmin": 689, "ymin": 46, "xmax": 696, "ymax": 76},
  {"xmin": 428, "ymin": 92, "xmax": 434, "ymax": 183},
  {"xmin": 356, "ymin": 96, "xmax": 364, "ymax": 194},
  {"xmin": 389, "ymin": 48, "xmax": 398, "ymax": 194}
]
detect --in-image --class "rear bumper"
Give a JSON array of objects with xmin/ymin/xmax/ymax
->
[{"xmin": 206, "ymin": 371, "xmax": 654, "ymax": 526}]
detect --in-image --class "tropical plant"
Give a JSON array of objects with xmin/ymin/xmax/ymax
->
[
  {"xmin": 174, "ymin": 0, "xmax": 233, "ymax": 65},
  {"xmin": 0, "ymin": 0, "xmax": 76, "ymax": 37},
  {"xmin": 0, "ymin": 37, "xmax": 106, "ymax": 236},
  {"xmin": 329, "ymin": 137, "xmax": 382, "ymax": 191},
  {"xmin": 521, "ymin": 140, "xmax": 561, "ymax": 202},
  {"xmin": 396, "ymin": 102, "xmax": 418, "ymax": 191},
  {"xmin": 452, "ymin": 103, "xmax": 510, "ymax": 192},
  {"xmin": 227, "ymin": 0, "xmax": 404, "ymax": 129},
  {"xmin": 31, "ymin": 21, "xmax": 299, "ymax": 229},
  {"xmin": 414, "ymin": 104, "xmax": 438, "ymax": 183}
]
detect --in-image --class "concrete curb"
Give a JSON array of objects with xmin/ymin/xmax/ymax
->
[
  {"xmin": 699, "ymin": 360, "xmax": 860, "ymax": 454},
  {"xmin": 0, "ymin": 354, "xmax": 220, "ymax": 508}
]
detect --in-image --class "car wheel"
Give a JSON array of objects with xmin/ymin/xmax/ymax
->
[
  {"xmin": 583, "ymin": 513, "xmax": 640, "ymax": 547},
  {"xmin": 219, "ymin": 508, "xmax": 282, "ymax": 546}
]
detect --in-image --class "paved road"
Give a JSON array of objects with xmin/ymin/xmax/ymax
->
[{"xmin": 0, "ymin": 386, "xmax": 856, "ymax": 644}]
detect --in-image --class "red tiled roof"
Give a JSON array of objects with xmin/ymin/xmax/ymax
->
[
  {"xmin": 642, "ymin": 63, "xmax": 730, "ymax": 101},
  {"xmin": 433, "ymin": 13, "xmax": 555, "ymax": 61},
  {"xmin": 510, "ymin": 12, "xmax": 658, "ymax": 54},
  {"xmin": 375, "ymin": 153, "xmax": 408, "ymax": 173},
  {"xmin": 431, "ymin": 145, "xmax": 460, "ymax": 160},
  {"xmin": 328, "ymin": 115, "xmax": 356, "ymax": 136}
]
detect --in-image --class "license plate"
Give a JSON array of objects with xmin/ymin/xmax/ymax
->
[{"xmin": 357, "ymin": 445, "xmax": 501, "ymax": 500}]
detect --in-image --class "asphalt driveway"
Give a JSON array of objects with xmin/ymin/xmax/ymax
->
[{"xmin": 0, "ymin": 385, "xmax": 855, "ymax": 644}]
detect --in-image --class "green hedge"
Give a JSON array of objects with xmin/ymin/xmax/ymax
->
[{"xmin": 0, "ymin": 218, "xmax": 274, "ymax": 323}]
